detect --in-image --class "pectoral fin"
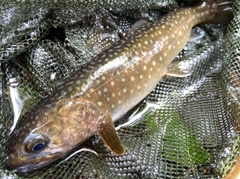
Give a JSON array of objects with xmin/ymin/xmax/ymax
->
[
  {"xmin": 128, "ymin": 20, "xmax": 148, "ymax": 34},
  {"xmin": 166, "ymin": 60, "xmax": 191, "ymax": 77},
  {"xmin": 98, "ymin": 113, "xmax": 126, "ymax": 155}
]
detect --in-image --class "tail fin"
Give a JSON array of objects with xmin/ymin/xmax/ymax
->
[
  {"xmin": 209, "ymin": 0, "xmax": 233, "ymax": 24},
  {"xmin": 195, "ymin": 0, "xmax": 233, "ymax": 25}
]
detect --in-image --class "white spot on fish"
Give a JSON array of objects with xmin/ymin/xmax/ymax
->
[
  {"xmin": 131, "ymin": 76, "xmax": 135, "ymax": 81},
  {"xmin": 98, "ymin": 101, "xmax": 102, "ymax": 106},
  {"xmin": 96, "ymin": 80, "xmax": 100, "ymax": 84},
  {"xmin": 76, "ymin": 80, "xmax": 81, "ymax": 85},
  {"xmin": 102, "ymin": 53, "xmax": 106, "ymax": 58},
  {"xmin": 149, "ymin": 51, "xmax": 153, "ymax": 56},
  {"xmin": 114, "ymin": 44, "xmax": 122, "ymax": 49},
  {"xmin": 111, "ymin": 81, "xmax": 114, "ymax": 86},
  {"xmin": 80, "ymin": 74, "xmax": 85, "ymax": 78},
  {"xmin": 123, "ymin": 88, "xmax": 127, "ymax": 93},
  {"xmin": 88, "ymin": 65, "xmax": 95, "ymax": 69},
  {"xmin": 134, "ymin": 51, "xmax": 139, "ymax": 55}
]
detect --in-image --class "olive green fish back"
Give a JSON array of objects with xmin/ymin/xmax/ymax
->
[{"xmin": 0, "ymin": 0, "xmax": 239, "ymax": 178}]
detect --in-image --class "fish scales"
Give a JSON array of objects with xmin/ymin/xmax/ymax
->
[
  {"xmin": 63, "ymin": 1, "xmax": 230, "ymax": 120},
  {"xmin": 7, "ymin": 0, "xmax": 233, "ymax": 172}
]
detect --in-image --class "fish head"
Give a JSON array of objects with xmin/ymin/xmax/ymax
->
[{"xmin": 7, "ymin": 98, "xmax": 101, "ymax": 172}]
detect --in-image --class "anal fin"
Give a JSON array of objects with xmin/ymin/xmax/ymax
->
[
  {"xmin": 189, "ymin": 26, "xmax": 205, "ymax": 41},
  {"xmin": 98, "ymin": 113, "xmax": 126, "ymax": 155},
  {"xmin": 166, "ymin": 60, "xmax": 191, "ymax": 77}
]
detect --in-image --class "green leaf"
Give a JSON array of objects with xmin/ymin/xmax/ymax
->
[{"xmin": 161, "ymin": 111, "xmax": 211, "ymax": 166}]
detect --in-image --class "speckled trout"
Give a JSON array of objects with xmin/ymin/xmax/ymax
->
[{"xmin": 7, "ymin": 0, "xmax": 233, "ymax": 172}]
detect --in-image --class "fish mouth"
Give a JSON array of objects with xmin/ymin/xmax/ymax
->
[
  {"xmin": 7, "ymin": 151, "xmax": 64, "ymax": 173},
  {"xmin": 9, "ymin": 161, "xmax": 50, "ymax": 173}
]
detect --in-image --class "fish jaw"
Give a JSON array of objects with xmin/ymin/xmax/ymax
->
[
  {"xmin": 7, "ymin": 99, "xmax": 102, "ymax": 172},
  {"xmin": 7, "ymin": 147, "xmax": 65, "ymax": 173}
]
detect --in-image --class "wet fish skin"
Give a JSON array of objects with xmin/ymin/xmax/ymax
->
[{"xmin": 7, "ymin": 0, "xmax": 233, "ymax": 172}]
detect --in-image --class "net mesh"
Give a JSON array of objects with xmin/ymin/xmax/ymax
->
[{"xmin": 0, "ymin": 0, "xmax": 239, "ymax": 178}]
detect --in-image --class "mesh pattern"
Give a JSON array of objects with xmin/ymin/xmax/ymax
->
[
  {"xmin": 219, "ymin": 1, "xmax": 240, "ymax": 176},
  {"xmin": 0, "ymin": 0, "xmax": 239, "ymax": 178}
]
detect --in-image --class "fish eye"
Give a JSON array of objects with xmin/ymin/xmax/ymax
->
[
  {"xmin": 29, "ymin": 140, "xmax": 47, "ymax": 152},
  {"xmin": 23, "ymin": 134, "xmax": 48, "ymax": 153}
]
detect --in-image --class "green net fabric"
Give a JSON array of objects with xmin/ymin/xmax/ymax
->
[{"xmin": 0, "ymin": 0, "xmax": 239, "ymax": 178}]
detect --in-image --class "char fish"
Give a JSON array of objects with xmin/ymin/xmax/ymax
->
[{"xmin": 7, "ymin": 0, "xmax": 233, "ymax": 172}]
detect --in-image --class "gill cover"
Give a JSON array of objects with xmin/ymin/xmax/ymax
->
[
  {"xmin": 7, "ymin": 100, "xmax": 102, "ymax": 172},
  {"xmin": 7, "ymin": 99, "xmax": 125, "ymax": 172}
]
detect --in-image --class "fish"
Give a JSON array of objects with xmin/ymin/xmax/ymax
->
[{"xmin": 7, "ymin": 0, "xmax": 233, "ymax": 173}]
